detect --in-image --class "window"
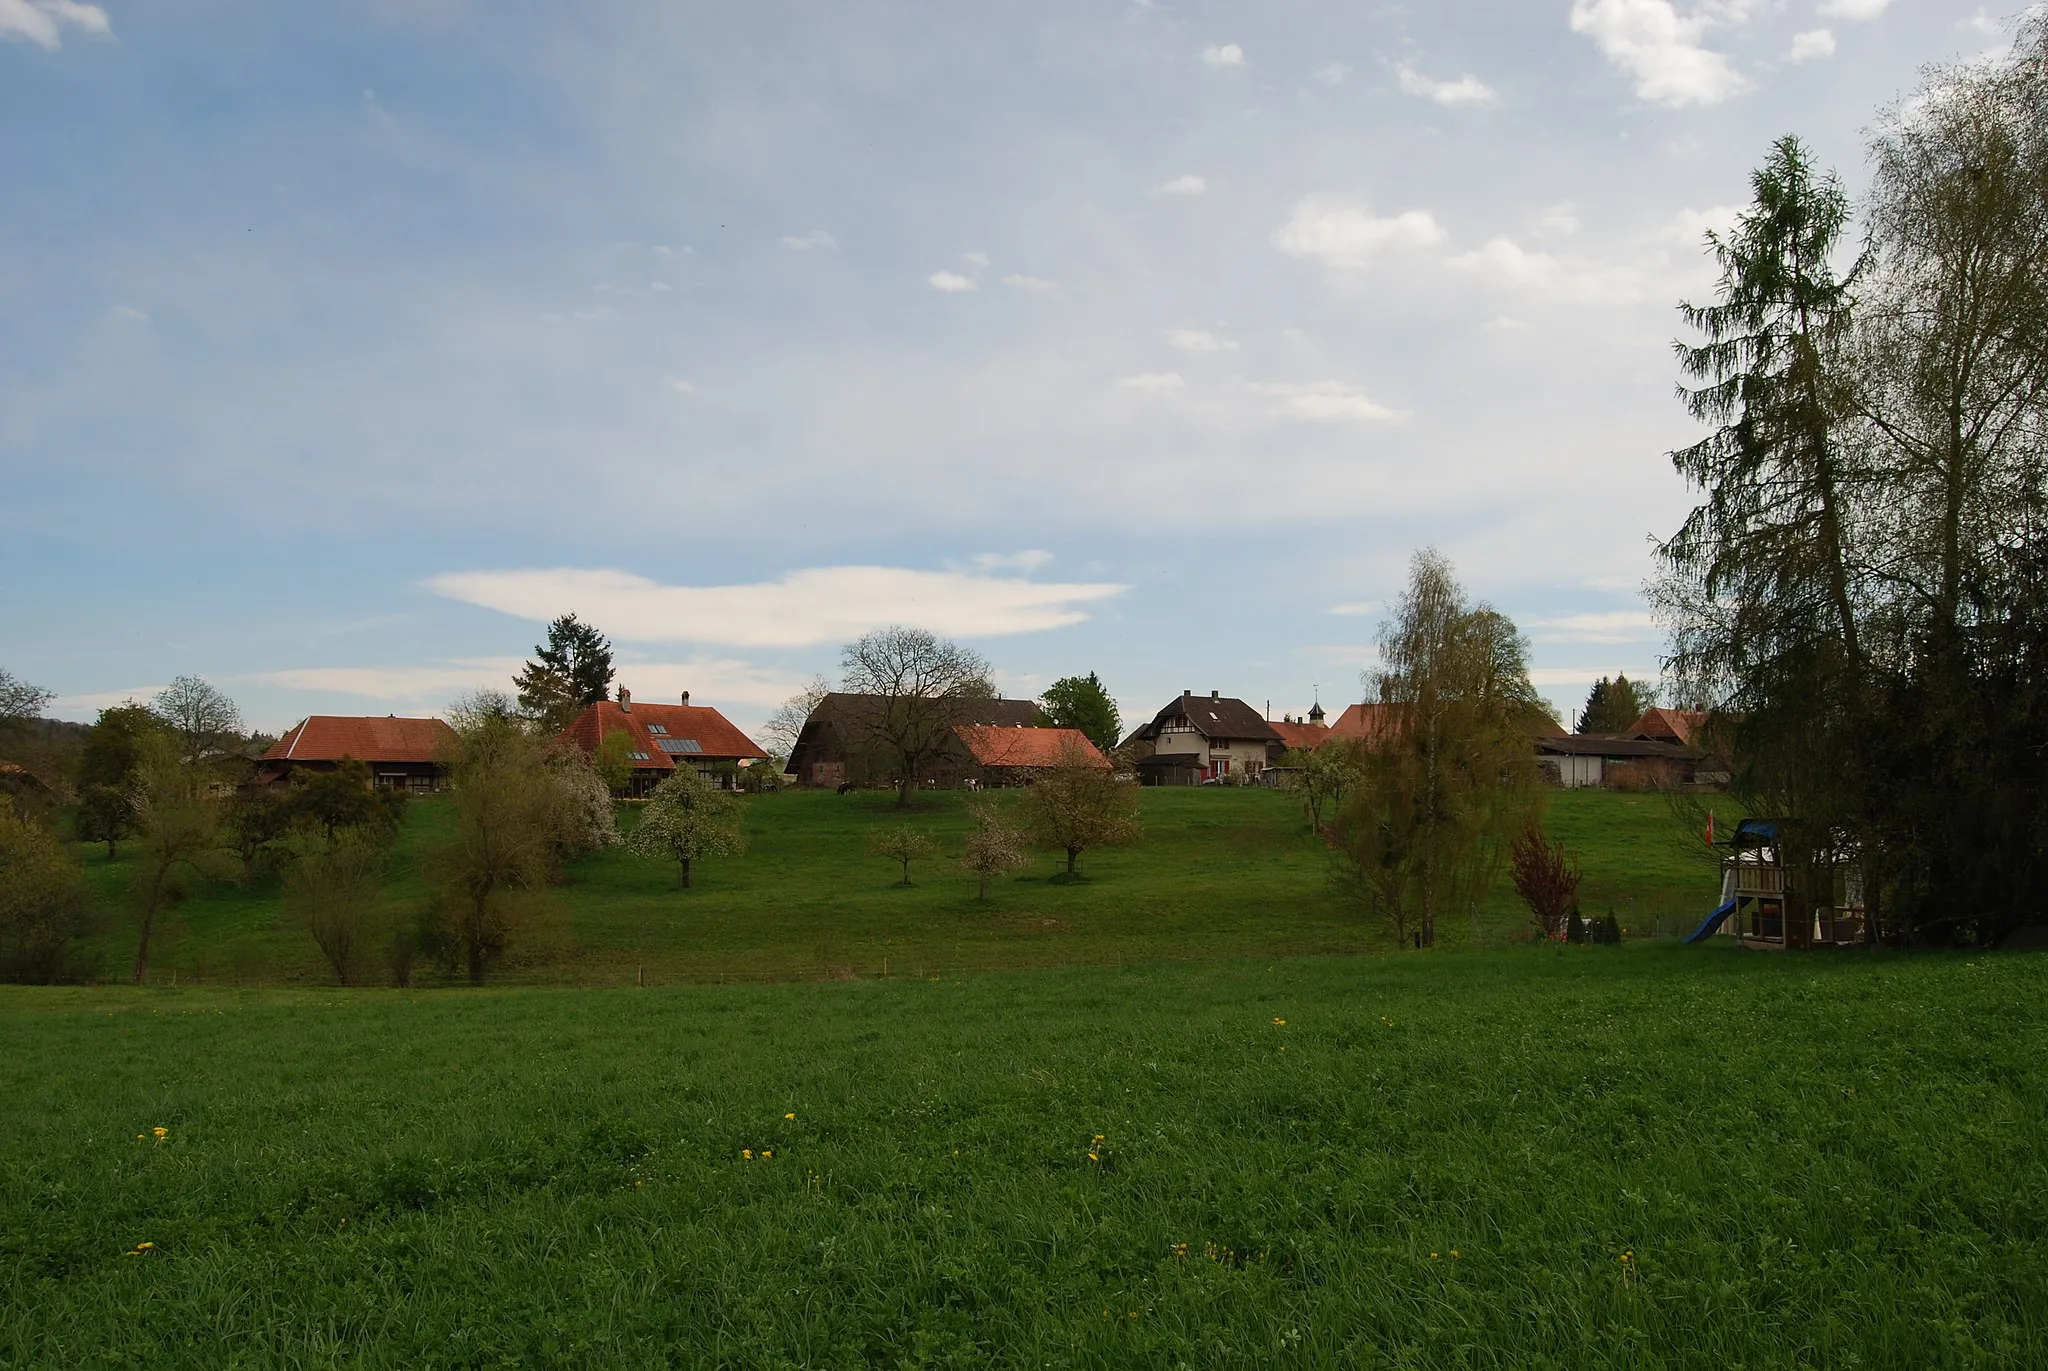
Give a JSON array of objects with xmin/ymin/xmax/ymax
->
[
  {"xmin": 629, "ymin": 750, "xmax": 651, "ymax": 761},
  {"xmin": 647, "ymin": 724, "xmax": 669, "ymax": 735}
]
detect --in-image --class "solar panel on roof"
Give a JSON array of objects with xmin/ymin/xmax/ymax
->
[{"xmin": 655, "ymin": 738, "xmax": 703, "ymax": 754}]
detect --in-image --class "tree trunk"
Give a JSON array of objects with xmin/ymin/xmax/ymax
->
[
  {"xmin": 106, "ymin": 839, "xmax": 117, "ymax": 860},
  {"xmin": 132, "ymin": 889, "xmax": 158, "ymax": 985},
  {"xmin": 1066, "ymin": 847, "xmax": 1079, "ymax": 876},
  {"xmin": 896, "ymin": 773, "xmax": 915, "ymax": 807},
  {"xmin": 899, "ymin": 859, "xmax": 912, "ymax": 886},
  {"xmin": 679, "ymin": 857, "xmax": 692, "ymax": 889}
]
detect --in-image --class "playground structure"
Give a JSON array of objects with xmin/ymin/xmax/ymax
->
[{"xmin": 1685, "ymin": 819, "xmax": 1868, "ymax": 948}]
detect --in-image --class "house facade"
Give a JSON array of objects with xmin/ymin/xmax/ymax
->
[
  {"xmin": 785, "ymin": 694, "xmax": 1041, "ymax": 788},
  {"xmin": 254, "ymin": 716, "xmax": 458, "ymax": 792},
  {"xmin": 1121, "ymin": 691, "xmax": 1282, "ymax": 785},
  {"xmin": 560, "ymin": 688, "xmax": 767, "ymax": 793}
]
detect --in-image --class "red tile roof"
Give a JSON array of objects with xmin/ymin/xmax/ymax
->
[
  {"xmin": 1630, "ymin": 708, "xmax": 1709, "ymax": 746},
  {"xmin": 262, "ymin": 715, "xmax": 456, "ymax": 764},
  {"xmin": 954, "ymin": 725, "xmax": 1108, "ymax": 770},
  {"xmin": 1267, "ymin": 719, "xmax": 1333, "ymax": 752},
  {"xmin": 1326, "ymin": 702, "xmax": 1412, "ymax": 747},
  {"xmin": 561, "ymin": 698, "xmax": 767, "ymax": 771}
]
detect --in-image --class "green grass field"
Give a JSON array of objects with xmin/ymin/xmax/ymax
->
[
  {"xmin": 4, "ymin": 946, "xmax": 2043, "ymax": 1367},
  {"xmin": 66, "ymin": 787, "xmax": 1725, "ymax": 986}
]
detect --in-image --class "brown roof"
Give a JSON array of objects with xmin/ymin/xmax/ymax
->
[
  {"xmin": 1327, "ymin": 702, "xmax": 1411, "ymax": 746},
  {"xmin": 954, "ymin": 725, "xmax": 1108, "ymax": 770},
  {"xmin": 263, "ymin": 715, "xmax": 457, "ymax": 764},
  {"xmin": 1127, "ymin": 692, "xmax": 1280, "ymax": 747},
  {"xmin": 561, "ymin": 698, "xmax": 766, "ymax": 771},
  {"xmin": 812, "ymin": 693, "xmax": 1042, "ymax": 729},
  {"xmin": 1630, "ymin": 708, "xmax": 1709, "ymax": 746},
  {"xmin": 1267, "ymin": 719, "xmax": 1333, "ymax": 752},
  {"xmin": 1538, "ymin": 734, "xmax": 1699, "ymax": 760}
]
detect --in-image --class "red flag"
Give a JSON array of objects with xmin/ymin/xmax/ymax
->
[{"xmin": 1705, "ymin": 810, "xmax": 1716, "ymax": 846}]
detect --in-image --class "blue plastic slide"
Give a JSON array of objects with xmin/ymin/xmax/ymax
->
[{"xmin": 1685, "ymin": 897, "xmax": 1739, "ymax": 945}]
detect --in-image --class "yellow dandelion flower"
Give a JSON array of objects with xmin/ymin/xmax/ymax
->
[
  {"xmin": 152, "ymin": 1126, "xmax": 168, "ymax": 1139},
  {"xmin": 1451, "ymin": 1249, "xmax": 1460, "ymax": 1258},
  {"xmin": 741, "ymin": 1148, "xmax": 753, "ymax": 1160},
  {"xmin": 1087, "ymin": 1152, "xmax": 1099, "ymax": 1162},
  {"xmin": 136, "ymin": 1242, "xmax": 153, "ymax": 1250},
  {"xmin": 784, "ymin": 1112, "xmax": 796, "ymax": 1120},
  {"xmin": 1273, "ymin": 1017, "xmax": 1287, "ymax": 1025},
  {"xmin": 1431, "ymin": 1252, "xmax": 1439, "ymax": 1259},
  {"xmin": 762, "ymin": 1149, "xmax": 773, "ymax": 1159}
]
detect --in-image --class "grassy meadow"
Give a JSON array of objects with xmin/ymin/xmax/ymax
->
[
  {"xmin": 4, "ymin": 946, "xmax": 2044, "ymax": 1367},
  {"xmin": 63, "ymin": 786, "xmax": 1724, "ymax": 986}
]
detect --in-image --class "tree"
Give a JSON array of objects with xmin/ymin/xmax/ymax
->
[
  {"xmin": 1577, "ymin": 674, "xmax": 1654, "ymax": 733},
  {"xmin": 761, "ymin": 675, "xmax": 832, "ymax": 760},
  {"xmin": 75, "ymin": 786, "xmax": 139, "ymax": 859},
  {"xmin": 76, "ymin": 703, "xmax": 162, "ymax": 793},
  {"xmin": 626, "ymin": 768, "xmax": 746, "ymax": 889},
  {"xmin": 0, "ymin": 667, "xmax": 52, "ymax": 737},
  {"xmin": 1280, "ymin": 740, "xmax": 1363, "ymax": 835},
  {"xmin": 285, "ymin": 829, "xmax": 386, "ymax": 985},
  {"xmin": 515, "ymin": 614, "xmax": 615, "ymax": 732},
  {"xmin": 1509, "ymin": 821, "xmax": 1582, "ymax": 939},
  {"xmin": 593, "ymin": 729, "xmax": 638, "ymax": 795},
  {"xmin": 1023, "ymin": 741, "xmax": 1140, "ymax": 878},
  {"xmin": 837, "ymin": 627, "xmax": 996, "ymax": 807},
  {"xmin": 150, "ymin": 676, "xmax": 246, "ymax": 773},
  {"xmin": 423, "ymin": 721, "xmax": 569, "ymax": 983},
  {"xmin": 1039, "ymin": 673, "xmax": 1123, "ymax": 752},
  {"xmin": 959, "ymin": 798, "xmax": 1031, "ymax": 900},
  {"xmin": 0, "ymin": 797, "xmax": 92, "ymax": 983},
  {"xmin": 868, "ymin": 825, "xmax": 936, "ymax": 887},
  {"xmin": 127, "ymin": 738, "xmax": 232, "ymax": 984},
  {"xmin": 219, "ymin": 787, "xmax": 294, "ymax": 881},
  {"xmin": 1330, "ymin": 550, "xmax": 1541, "ymax": 948},
  {"xmin": 288, "ymin": 759, "xmax": 405, "ymax": 844}
]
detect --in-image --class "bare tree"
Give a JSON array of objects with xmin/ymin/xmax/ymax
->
[
  {"xmin": 838, "ymin": 627, "xmax": 995, "ymax": 807},
  {"xmin": 761, "ymin": 675, "xmax": 832, "ymax": 760},
  {"xmin": 1024, "ymin": 740, "xmax": 1140, "ymax": 879},
  {"xmin": 0, "ymin": 667, "xmax": 53, "ymax": 733},
  {"xmin": 150, "ymin": 676, "xmax": 245, "ymax": 771}
]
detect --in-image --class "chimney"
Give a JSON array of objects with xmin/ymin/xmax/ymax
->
[
  {"xmin": 617, "ymin": 686, "xmax": 632, "ymax": 712},
  {"xmin": 680, "ymin": 691, "xmax": 691, "ymax": 706},
  {"xmin": 1210, "ymin": 689, "xmax": 1219, "ymax": 700}
]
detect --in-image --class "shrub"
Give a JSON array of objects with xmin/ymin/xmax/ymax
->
[{"xmin": 0, "ymin": 797, "xmax": 94, "ymax": 983}]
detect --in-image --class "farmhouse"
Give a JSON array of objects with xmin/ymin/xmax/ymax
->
[
  {"xmin": 785, "ymin": 694, "xmax": 1042, "ymax": 788},
  {"xmin": 560, "ymin": 688, "xmax": 766, "ymax": 793},
  {"xmin": 953, "ymin": 724, "xmax": 1109, "ymax": 785},
  {"xmin": 1122, "ymin": 691, "xmax": 1281, "ymax": 785},
  {"xmin": 254, "ymin": 715, "xmax": 457, "ymax": 792},
  {"xmin": 1534, "ymin": 733, "xmax": 1703, "ymax": 789}
]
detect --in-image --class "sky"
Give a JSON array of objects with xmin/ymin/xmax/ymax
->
[{"xmin": 0, "ymin": 0, "xmax": 2016, "ymax": 740}]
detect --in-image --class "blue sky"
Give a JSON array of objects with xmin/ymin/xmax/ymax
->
[{"xmin": 0, "ymin": 0, "xmax": 2012, "ymax": 737}]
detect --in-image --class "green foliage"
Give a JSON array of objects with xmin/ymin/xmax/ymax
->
[
  {"xmin": 866, "ymin": 825, "xmax": 935, "ymax": 887},
  {"xmin": 1039, "ymin": 672, "xmax": 1123, "ymax": 752},
  {"xmin": 592, "ymin": 729, "xmax": 637, "ymax": 795},
  {"xmin": 1279, "ymin": 740, "xmax": 1363, "ymax": 835},
  {"xmin": 1024, "ymin": 748, "xmax": 1140, "ymax": 878},
  {"xmin": 284, "ymin": 829, "xmax": 388, "ymax": 985},
  {"xmin": 76, "ymin": 704, "xmax": 163, "ymax": 792},
  {"xmin": 287, "ymin": 760, "xmax": 406, "ymax": 844},
  {"xmin": 74, "ymin": 786, "xmax": 139, "ymax": 859},
  {"xmin": 627, "ymin": 769, "xmax": 745, "ymax": 890},
  {"xmin": 959, "ymin": 797, "xmax": 1031, "ymax": 900},
  {"xmin": 4, "ymin": 951, "xmax": 2046, "ymax": 1365},
  {"xmin": 1578, "ymin": 674, "xmax": 1652, "ymax": 734},
  {"xmin": 0, "ymin": 797, "xmax": 92, "ymax": 982},
  {"xmin": 514, "ymin": 613, "xmax": 615, "ymax": 733}
]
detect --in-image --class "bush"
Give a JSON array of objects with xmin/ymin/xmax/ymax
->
[{"xmin": 0, "ymin": 797, "xmax": 95, "ymax": 983}]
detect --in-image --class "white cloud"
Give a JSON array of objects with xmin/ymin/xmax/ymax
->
[
  {"xmin": 1315, "ymin": 63, "xmax": 1352, "ymax": 86},
  {"xmin": 1482, "ymin": 315, "xmax": 1533, "ymax": 332},
  {"xmin": 1272, "ymin": 195, "xmax": 1446, "ymax": 271},
  {"xmin": 1788, "ymin": 28, "xmax": 1836, "ymax": 62},
  {"xmin": 1395, "ymin": 65, "xmax": 1499, "ymax": 107},
  {"xmin": 1326, "ymin": 600, "xmax": 1382, "ymax": 617},
  {"xmin": 963, "ymin": 252, "xmax": 991, "ymax": 267},
  {"xmin": 1534, "ymin": 204, "xmax": 1581, "ymax": 238},
  {"xmin": 1445, "ymin": 237, "xmax": 1645, "ymax": 303},
  {"xmin": 1158, "ymin": 174, "xmax": 1207, "ymax": 195},
  {"xmin": 1201, "ymin": 43, "xmax": 1245, "ymax": 67},
  {"xmin": 665, "ymin": 377, "xmax": 695, "ymax": 393},
  {"xmin": 1118, "ymin": 371, "xmax": 1186, "ymax": 395},
  {"xmin": 972, "ymin": 550, "xmax": 1056, "ymax": 573},
  {"xmin": 1248, "ymin": 380, "xmax": 1405, "ymax": 423},
  {"xmin": 112, "ymin": 304, "xmax": 150, "ymax": 321},
  {"xmin": 1166, "ymin": 329, "xmax": 1239, "ymax": 352},
  {"xmin": 0, "ymin": 0, "xmax": 109, "ymax": 48},
  {"xmin": 928, "ymin": 270, "xmax": 978, "ymax": 292},
  {"xmin": 1568, "ymin": 0, "xmax": 1749, "ymax": 107},
  {"xmin": 1662, "ymin": 203, "xmax": 1742, "ymax": 248},
  {"xmin": 250, "ymin": 657, "xmax": 806, "ymax": 711},
  {"xmin": 424, "ymin": 566, "xmax": 1129, "ymax": 648},
  {"xmin": 1526, "ymin": 610, "xmax": 1660, "ymax": 643},
  {"xmin": 48, "ymin": 685, "xmax": 163, "ymax": 716},
  {"xmin": 1960, "ymin": 8, "xmax": 1999, "ymax": 35},
  {"xmin": 781, "ymin": 230, "xmax": 837, "ymax": 251},
  {"xmin": 1817, "ymin": 0, "xmax": 1890, "ymax": 18},
  {"xmin": 1001, "ymin": 273, "xmax": 1056, "ymax": 293}
]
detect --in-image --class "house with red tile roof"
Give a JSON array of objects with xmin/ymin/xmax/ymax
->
[
  {"xmin": 1629, "ymin": 708, "xmax": 1710, "ymax": 748},
  {"xmin": 560, "ymin": 688, "xmax": 767, "ymax": 793},
  {"xmin": 1121, "ymin": 690, "xmax": 1282, "ymax": 785},
  {"xmin": 953, "ymin": 724, "xmax": 1108, "ymax": 783},
  {"xmin": 255, "ymin": 716, "xmax": 458, "ymax": 792}
]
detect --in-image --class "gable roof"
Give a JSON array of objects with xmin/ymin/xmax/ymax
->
[
  {"xmin": 1630, "ymin": 708, "xmax": 1710, "ymax": 746},
  {"xmin": 1326, "ymin": 702, "xmax": 1411, "ymax": 747},
  {"xmin": 1267, "ymin": 719, "xmax": 1333, "ymax": 752},
  {"xmin": 810, "ymin": 693, "xmax": 1041, "ymax": 729},
  {"xmin": 954, "ymin": 725, "xmax": 1108, "ymax": 770},
  {"xmin": 563, "ymin": 699, "xmax": 766, "ymax": 769},
  {"xmin": 262, "ymin": 716, "xmax": 456, "ymax": 765},
  {"xmin": 1129, "ymin": 693, "xmax": 1280, "ymax": 746}
]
